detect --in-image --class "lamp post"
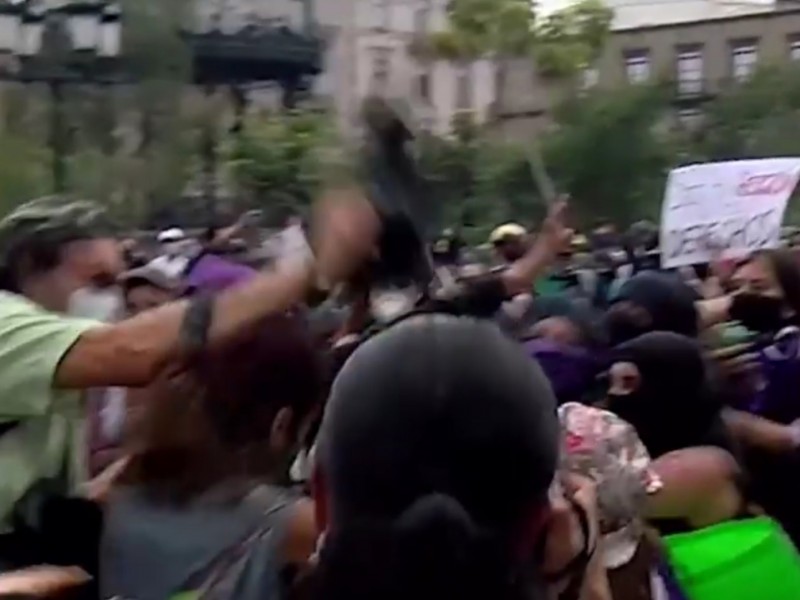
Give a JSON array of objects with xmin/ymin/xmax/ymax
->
[{"xmin": 0, "ymin": 0, "xmax": 122, "ymax": 194}]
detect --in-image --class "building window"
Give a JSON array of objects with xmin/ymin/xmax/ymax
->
[
  {"xmin": 731, "ymin": 40, "xmax": 758, "ymax": 82},
  {"xmin": 624, "ymin": 50, "xmax": 650, "ymax": 84},
  {"xmin": 373, "ymin": 0, "xmax": 391, "ymax": 30},
  {"xmin": 455, "ymin": 62, "xmax": 473, "ymax": 110},
  {"xmin": 676, "ymin": 47, "xmax": 704, "ymax": 95},
  {"xmin": 370, "ymin": 47, "xmax": 392, "ymax": 93},
  {"xmin": 789, "ymin": 35, "xmax": 800, "ymax": 61},
  {"xmin": 414, "ymin": 1, "xmax": 431, "ymax": 33},
  {"xmin": 416, "ymin": 69, "xmax": 432, "ymax": 103},
  {"xmin": 581, "ymin": 66, "xmax": 599, "ymax": 90}
]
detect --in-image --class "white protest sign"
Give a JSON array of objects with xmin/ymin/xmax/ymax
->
[{"xmin": 660, "ymin": 158, "xmax": 800, "ymax": 268}]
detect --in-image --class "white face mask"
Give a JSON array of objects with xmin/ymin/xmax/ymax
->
[
  {"xmin": 163, "ymin": 241, "xmax": 183, "ymax": 258},
  {"xmin": 369, "ymin": 287, "xmax": 420, "ymax": 324},
  {"xmin": 68, "ymin": 286, "xmax": 122, "ymax": 322}
]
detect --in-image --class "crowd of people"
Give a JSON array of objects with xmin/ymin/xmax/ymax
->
[{"xmin": 0, "ymin": 187, "xmax": 799, "ymax": 600}]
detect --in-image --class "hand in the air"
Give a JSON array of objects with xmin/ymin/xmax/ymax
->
[
  {"xmin": 538, "ymin": 199, "xmax": 575, "ymax": 257},
  {"xmin": 312, "ymin": 187, "xmax": 380, "ymax": 288}
]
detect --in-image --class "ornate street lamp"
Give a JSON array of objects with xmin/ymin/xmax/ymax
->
[{"xmin": 0, "ymin": 0, "xmax": 124, "ymax": 192}]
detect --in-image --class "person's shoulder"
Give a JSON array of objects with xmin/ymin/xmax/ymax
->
[
  {"xmin": 0, "ymin": 292, "xmax": 71, "ymax": 325},
  {"xmin": 0, "ymin": 293, "xmax": 98, "ymax": 410},
  {"xmin": 0, "ymin": 291, "xmax": 98, "ymax": 339},
  {"xmin": 0, "ymin": 291, "xmax": 40, "ymax": 315}
]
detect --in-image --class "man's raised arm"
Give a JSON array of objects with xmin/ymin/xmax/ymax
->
[{"xmin": 55, "ymin": 190, "xmax": 378, "ymax": 390}]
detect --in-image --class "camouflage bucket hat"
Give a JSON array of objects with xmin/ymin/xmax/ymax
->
[
  {"xmin": 558, "ymin": 402, "xmax": 664, "ymax": 569},
  {"xmin": 0, "ymin": 196, "xmax": 115, "ymax": 272}
]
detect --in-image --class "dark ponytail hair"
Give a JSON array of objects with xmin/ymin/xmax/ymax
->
[{"xmin": 308, "ymin": 494, "xmax": 543, "ymax": 600}]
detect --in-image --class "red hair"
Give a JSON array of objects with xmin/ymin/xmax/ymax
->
[{"xmin": 122, "ymin": 313, "xmax": 325, "ymax": 503}]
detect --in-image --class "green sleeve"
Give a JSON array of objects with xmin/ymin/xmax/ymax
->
[{"xmin": 0, "ymin": 293, "xmax": 98, "ymax": 418}]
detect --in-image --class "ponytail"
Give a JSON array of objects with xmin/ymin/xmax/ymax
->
[{"xmin": 309, "ymin": 494, "xmax": 543, "ymax": 600}]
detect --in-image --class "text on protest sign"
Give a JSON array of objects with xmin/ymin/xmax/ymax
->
[{"xmin": 660, "ymin": 158, "xmax": 800, "ymax": 268}]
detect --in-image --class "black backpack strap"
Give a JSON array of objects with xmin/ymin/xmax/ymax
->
[{"xmin": 177, "ymin": 487, "xmax": 295, "ymax": 598}]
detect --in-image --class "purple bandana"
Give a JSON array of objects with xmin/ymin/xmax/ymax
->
[{"xmin": 185, "ymin": 253, "xmax": 256, "ymax": 293}]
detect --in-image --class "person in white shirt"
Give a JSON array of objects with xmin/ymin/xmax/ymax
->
[{"xmin": 147, "ymin": 228, "xmax": 193, "ymax": 279}]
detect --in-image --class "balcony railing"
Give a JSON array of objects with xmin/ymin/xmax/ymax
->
[
  {"xmin": 670, "ymin": 77, "xmax": 716, "ymax": 105},
  {"xmin": 181, "ymin": 23, "xmax": 322, "ymax": 85}
]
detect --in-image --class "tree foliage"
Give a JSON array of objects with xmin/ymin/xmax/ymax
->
[
  {"xmin": 535, "ymin": 0, "xmax": 615, "ymax": 78},
  {"xmin": 426, "ymin": 0, "xmax": 536, "ymax": 60},
  {"xmin": 405, "ymin": 64, "xmax": 800, "ymax": 231},
  {"xmin": 8, "ymin": 2, "xmax": 800, "ymax": 233},
  {"xmin": 416, "ymin": 115, "xmax": 545, "ymax": 243},
  {"xmin": 0, "ymin": 133, "xmax": 49, "ymax": 214},
  {"xmin": 698, "ymin": 66, "xmax": 800, "ymax": 161},
  {"xmin": 544, "ymin": 84, "xmax": 674, "ymax": 223},
  {"xmin": 409, "ymin": 85, "xmax": 673, "ymax": 235},
  {"xmin": 225, "ymin": 110, "xmax": 342, "ymax": 222},
  {"xmin": 422, "ymin": 0, "xmax": 613, "ymax": 78}
]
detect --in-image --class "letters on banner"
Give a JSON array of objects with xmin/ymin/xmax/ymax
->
[{"xmin": 660, "ymin": 158, "xmax": 800, "ymax": 268}]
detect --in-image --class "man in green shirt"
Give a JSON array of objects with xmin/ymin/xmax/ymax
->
[
  {"xmin": 0, "ymin": 191, "xmax": 378, "ymax": 570},
  {"xmin": 0, "ymin": 292, "xmax": 97, "ymax": 535}
]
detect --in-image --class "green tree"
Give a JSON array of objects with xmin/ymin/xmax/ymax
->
[
  {"xmin": 0, "ymin": 133, "xmax": 49, "ymax": 213},
  {"xmin": 699, "ymin": 65, "xmax": 800, "ymax": 161},
  {"xmin": 420, "ymin": 0, "xmax": 613, "ymax": 115},
  {"xmin": 225, "ymin": 110, "xmax": 340, "ymax": 222},
  {"xmin": 543, "ymin": 83, "xmax": 674, "ymax": 223},
  {"xmin": 417, "ymin": 114, "xmax": 547, "ymax": 241},
  {"xmin": 417, "ymin": 117, "xmax": 482, "ymax": 225},
  {"xmin": 412, "ymin": 0, "xmax": 613, "ymax": 231}
]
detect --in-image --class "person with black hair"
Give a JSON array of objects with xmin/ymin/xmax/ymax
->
[
  {"xmin": 523, "ymin": 296, "xmax": 605, "ymax": 406},
  {"xmin": 608, "ymin": 332, "xmax": 733, "ymax": 459},
  {"xmin": 308, "ymin": 315, "xmax": 608, "ymax": 600},
  {"xmin": 604, "ymin": 332, "xmax": 752, "ymax": 540},
  {"xmin": 727, "ymin": 249, "xmax": 800, "ymax": 333},
  {"xmin": 703, "ymin": 249, "xmax": 800, "ymax": 547},
  {"xmin": 604, "ymin": 271, "xmax": 700, "ymax": 346}
]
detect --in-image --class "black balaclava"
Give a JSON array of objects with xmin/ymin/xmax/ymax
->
[
  {"xmin": 317, "ymin": 314, "xmax": 559, "ymax": 533},
  {"xmin": 609, "ymin": 332, "xmax": 728, "ymax": 458},
  {"xmin": 606, "ymin": 271, "xmax": 699, "ymax": 345}
]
